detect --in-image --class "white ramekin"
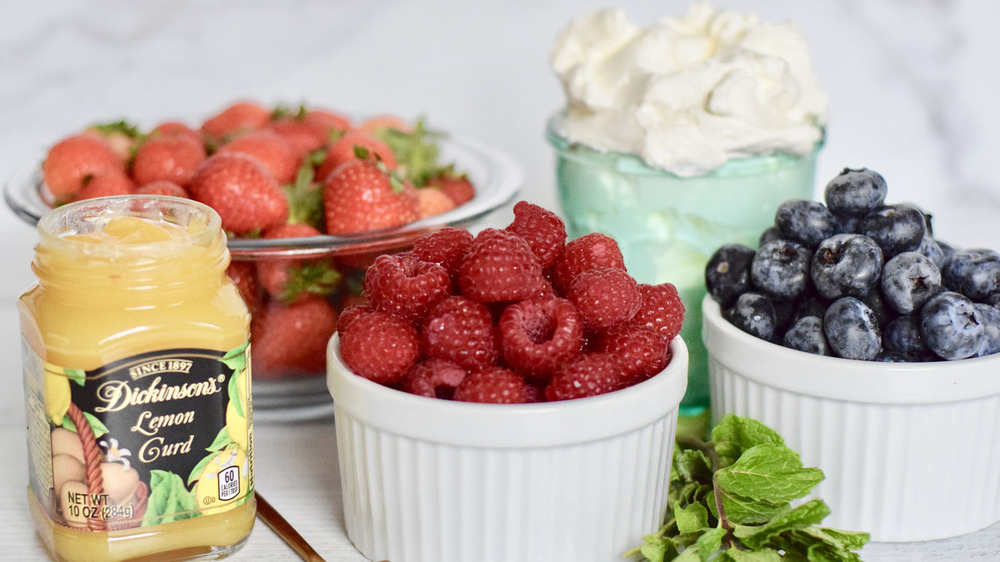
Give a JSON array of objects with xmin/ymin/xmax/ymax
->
[
  {"xmin": 703, "ymin": 295, "xmax": 1000, "ymax": 542},
  {"xmin": 327, "ymin": 335, "xmax": 689, "ymax": 562}
]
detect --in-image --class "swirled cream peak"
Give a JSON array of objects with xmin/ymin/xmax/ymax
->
[{"xmin": 551, "ymin": 3, "xmax": 828, "ymax": 176}]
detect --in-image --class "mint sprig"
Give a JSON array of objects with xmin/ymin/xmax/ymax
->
[{"xmin": 625, "ymin": 414, "xmax": 868, "ymax": 561}]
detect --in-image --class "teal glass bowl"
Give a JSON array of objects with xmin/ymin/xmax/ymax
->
[{"xmin": 547, "ymin": 115, "xmax": 823, "ymax": 411}]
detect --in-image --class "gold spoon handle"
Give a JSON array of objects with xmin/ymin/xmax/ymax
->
[{"xmin": 255, "ymin": 491, "xmax": 326, "ymax": 562}]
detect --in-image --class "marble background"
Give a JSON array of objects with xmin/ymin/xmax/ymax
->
[{"xmin": 2, "ymin": 0, "xmax": 1000, "ymax": 412}]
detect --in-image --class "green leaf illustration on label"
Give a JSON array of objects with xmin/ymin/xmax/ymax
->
[
  {"xmin": 143, "ymin": 469, "xmax": 199, "ymax": 526},
  {"xmin": 624, "ymin": 414, "xmax": 868, "ymax": 561}
]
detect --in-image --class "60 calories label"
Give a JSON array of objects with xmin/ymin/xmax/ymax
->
[{"xmin": 22, "ymin": 341, "xmax": 254, "ymax": 530}]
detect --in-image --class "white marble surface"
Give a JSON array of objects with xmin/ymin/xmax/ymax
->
[{"xmin": 2, "ymin": 1, "xmax": 1000, "ymax": 559}]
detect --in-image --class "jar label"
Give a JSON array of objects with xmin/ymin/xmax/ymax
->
[{"xmin": 22, "ymin": 339, "xmax": 254, "ymax": 531}]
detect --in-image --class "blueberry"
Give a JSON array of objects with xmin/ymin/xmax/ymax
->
[
  {"xmin": 823, "ymin": 168, "xmax": 888, "ymax": 216},
  {"xmin": 824, "ymin": 297, "xmax": 882, "ymax": 360},
  {"xmin": 791, "ymin": 296, "xmax": 830, "ymax": 326},
  {"xmin": 705, "ymin": 244, "xmax": 756, "ymax": 308},
  {"xmin": 880, "ymin": 251, "xmax": 942, "ymax": 314},
  {"xmin": 919, "ymin": 291, "xmax": 985, "ymax": 360},
  {"xmin": 834, "ymin": 212, "xmax": 861, "ymax": 234},
  {"xmin": 876, "ymin": 350, "xmax": 912, "ymax": 363},
  {"xmin": 725, "ymin": 292, "xmax": 777, "ymax": 341},
  {"xmin": 861, "ymin": 289, "xmax": 894, "ymax": 328},
  {"xmin": 775, "ymin": 199, "xmax": 840, "ymax": 248},
  {"xmin": 856, "ymin": 204, "xmax": 927, "ymax": 258},
  {"xmin": 941, "ymin": 248, "xmax": 1000, "ymax": 302},
  {"xmin": 883, "ymin": 315, "xmax": 929, "ymax": 357},
  {"xmin": 751, "ymin": 239, "xmax": 812, "ymax": 300},
  {"xmin": 936, "ymin": 239, "xmax": 957, "ymax": 264},
  {"xmin": 783, "ymin": 316, "xmax": 830, "ymax": 355},
  {"xmin": 759, "ymin": 226, "xmax": 783, "ymax": 246},
  {"xmin": 974, "ymin": 303, "xmax": 1000, "ymax": 356},
  {"xmin": 810, "ymin": 233, "xmax": 883, "ymax": 299},
  {"xmin": 916, "ymin": 236, "xmax": 947, "ymax": 269}
]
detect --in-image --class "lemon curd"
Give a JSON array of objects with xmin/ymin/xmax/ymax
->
[{"xmin": 18, "ymin": 196, "xmax": 256, "ymax": 561}]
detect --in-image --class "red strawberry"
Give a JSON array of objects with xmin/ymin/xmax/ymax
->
[
  {"xmin": 256, "ymin": 223, "xmax": 341, "ymax": 304},
  {"xmin": 458, "ymin": 228, "xmax": 547, "ymax": 303},
  {"xmin": 505, "ymin": 201, "xmax": 567, "ymax": 268},
  {"xmin": 628, "ymin": 283, "xmax": 685, "ymax": 342},
  {"xmin": 323, "ymin": 158, "xmax": 419, "ymax": 235},
  {"xmin": 215, "ymin": 130, "xmax": 298, "ymax": 185},
  {"xmin": 453, "ymin": 366, "xmax": 534, "ymax": 404},
  {"xmin": 42, "ymin": 134, "xmax": 126, "ymax": 204},
  {"xmin": 363, "ymin": 253, "xmax": 451, "ymax": 323},
  {"xmin": 426, "ymin": 168, "xmax": 475, "ymax": 206},
  {"xmin": 135, "ymin": 180, "xmax": 189, "ymax": 198},
  {"xmin": 417, "ymin": 187, "xmax": 457, "ymax": 218},
  {"xmin": 151, "ymin": 121, "xmax": 202, "ymax": 144},
  {"xmin": 201, "ymin": 101, "xmax": 270, "ymax": 142},
  {"xmin": 400, "ymin": 358, "xmax": 468, "ymax": 399},
  {"xmin": 267, "ymin": 117, "xmax": 328, "ymax": 160},
  {"xmin": 358, "ymin": 115, "xmax": 413, "ymax": 134},
  {"xmin": 188, "ymin": 153, "xmax": 289, "ymax": 235},
  {"xmin": 595, "ymin": 325, "xmax": 671, "ymax": 385},
  {"xmin": 338, "ymin": 310, "xmax": 420, "ymax": 385},
  {"xmin": 421, "ymin": 296, "xmax": 498, "ymax": 370},
  {"xmin": 567, "ymin": 267, "xmax": 641, "ymax": 332},
  {"xmin": 553, "ymin": 232, "xmax": 627, "ymax": 293},
  {"xmin": 303, "ymin": 108, "xmax": 352, "ymax": 138},
  {"xmin": 82, "ymin": 121, "xmax": 142, "ymax": 160},
  {"xmin": 251, "ymin": 296, "xmax": 338, "ymax": 378},
  {"xmin": 497, "ymin": 296, "xmax": 584, "ymax": 384},
  {"xmin": 75, "ymin": 172, "xmax": 135, "ymax": 200},
  {"xmin": 317, "ymin": 131, "xmax": 398, "ymax": 183},
  {"xmin": 131, "ymin": 134, "xmax": 206, "ymax": 187},
  {"xmin": 544, "ymin": 353, "xmax": 625, "ymax": 401},
  {"xmin": 226, "ymin": 260, "xmax": 263, "ymax": 312}
]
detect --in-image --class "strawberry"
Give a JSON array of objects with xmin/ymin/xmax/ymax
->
[
  {"xmin": 42, "ymin": 134, "xmax": 125, "ymax": 204},
  {"xmin": 201, "ymin": 101, "xmax": 270, "ymax": 142},
  {"xmin": 82, "ymin": 120, "xmax": 142, "ymax": 160},
  {"xmin": 358, "ymin": 115, "xmax": 412, "ymax": 134},
  {"xmin": 317, "ymin": 131, "xmax": 398, "ymax": 183},
  {"xmin": 75, "ymin": 172, "xmax": 135, "ymax": 200},
  {"xmin": 417, "ymin": 187, "xmax": 456, "ymax": 218},
  {"xmin": 135, "ymin": 180, "xmax": 189, "ymax": 198},
  {"xmin": 226, "ymin": 260, "xmax": 264, "ymax": 312},
  {"xmin": 303, "ymin": 108, "xmax": 352, "ymax": 139},
  {"xmin": 426, "ymin": 166, "xmax": 475, "ymax": 206},
  {"xmin": 323, "ymin": 157, "xmax": 419, "ymax": 235},
  {"xmin": 188, "ymin": 153, "xmax": 289, "ymax": 235},
  {"xmin": 267, "ymin": 107, "xmax": 330, "ymax": 160},
  {"xmin": 373, "ymin": 121, "xmax": 442, "ymax": 187},
  {"xmin": 131, "ymin": 134, "xmax": 206, "ymax": 187},
  {"xmin": 256, "ymin": 223, "xmax": 341, "ymax": 304},
  {"xmin": 216, "ymin": 130, "xmax": 298, "ymax": 185},
  {"xmin": 251, "ymin": 296, "xmax": 338, "ymax": 378},
  {"xmin": 151, "ymin": 121, "xmax": 202, "ymax": 144}
]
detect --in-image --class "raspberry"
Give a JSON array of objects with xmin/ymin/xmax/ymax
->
[
  {"xmin": 497, "ymin": 297, "xmax": 584, "ymax": 384},
  {"xmin": 553, "ymin": 233, "xmax": 626, "ymax": 292},
  {"xmin": 504, "ymin": 201, "xmax": 567, "ymax": 268},
  {"xmin": 413, "ymin": 226, "xmax": 473, "ymax": 282},
  {"xmin": 544, "ymin": 353, "xmax": 625, "ymax": 401},
  {"xmin": 567, "ymin": 267, "xmax": 641, "ymax": 332},
  {"xmin": 453, "ymin": 366, "xmax": 534, "ymax": 404},
  {"xmin": 629, "ymin": 283, "xmax": 686, "ymax": 341},
  {"xmin": 400, "ymin": 359, "xmax": 468, "ymax": 400},
  {"xmin": 595, "ymin": 326, "xmax": 671, "ymax": 385},
  {"xmin": 363, "ymin": 254, "xmax": 451, "ymax": 323},
  {"xmin": 421, "ymin": 296, "xmax": 498, "ymax": 370},
  {"xmin": 337, "ymin": 304, "xmax": 373, "ymax": 337},
  {"xmin": 339, "ymin": 311, "xmax": 420, "ymax": 385},
  {"xmin": 458, "ymin": 228, "xmax": 546, "ymax": 302}
]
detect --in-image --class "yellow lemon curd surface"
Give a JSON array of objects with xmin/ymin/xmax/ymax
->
[{"xmin": 19, "ymin": 206, "xmax": 255, "ymax": 562}]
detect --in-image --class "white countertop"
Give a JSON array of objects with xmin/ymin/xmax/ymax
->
[{"xmin": 3, "ymin": 1, "xmax": 1000, "ymax": 560}]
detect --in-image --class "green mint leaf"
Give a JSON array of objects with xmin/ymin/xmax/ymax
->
[
  {"xmin": 803, "ymin": 526, "xmax": 870, "ymax": 551},
  {"xmin": 724, "ymin": 549, "xmax": 782, "ymax": 562},
  {"xmin": 734, "ymin": 499, "xmax": 831, "ymax": 549},
  {"xmin": 695, "ymin": 527, "xmax": 725, "ymax": 561},
  {"xmin": 674, "ymin": 448, "xmax": 713, "ymax": 483},
  {"xmin": 715, "ymin": 443, "xmax": 824, "ymax": 504},
  {"xmin": 674, "ymin": 501, "xmax": 710, "ymax": 534},
  {"xmin": 713, "ymin": 485, "xmax": 788, "ymax": 525},
  {"xmin": 711, "ymin": 414, "xmax": 785, "ymax": 467},
  {"xmin": 673, "ymin": 548, "xmax": 700, "ymax": 562}
]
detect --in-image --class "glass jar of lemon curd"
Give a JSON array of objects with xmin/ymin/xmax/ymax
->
[{"xmin": 18, "ymin": 196, "xmax": 256, "ymax": 561}]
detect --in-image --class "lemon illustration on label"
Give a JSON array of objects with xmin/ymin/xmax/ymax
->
[
  {"xmin": 43, "ymin": 365, "xmax": 72, "ymax": 423},
  {"xmin": 225, "ymin": 368, "xmax": 249, "ymax": 450},
  {"xmin": 192, "ymin": 446, "xmax": 248, "ymax": 511}
]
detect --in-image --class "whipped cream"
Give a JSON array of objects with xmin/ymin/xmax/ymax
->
[{"xmin": 551, "ymin": 3, "xmax": 828, "ymax": 177}]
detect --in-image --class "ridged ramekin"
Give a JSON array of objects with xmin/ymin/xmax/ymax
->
[
  {"xmin": 703, "ymin": 295, "xmax": 1000, "ymax": 542},
  {"xmin": 326, "ymin": 335, "xmax": 689, "ymax": 562}
]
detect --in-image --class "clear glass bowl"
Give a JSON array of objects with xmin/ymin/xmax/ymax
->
[
  {"xmin": 7, "ymin": 130, "xmax": 522, "ymax": 421},
  {"xmin": 547, "ymin": 114, "xmax": 822, "ymax": 412}
]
